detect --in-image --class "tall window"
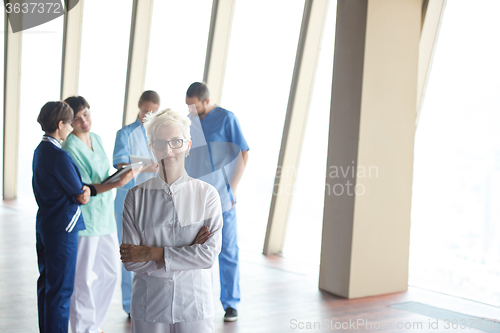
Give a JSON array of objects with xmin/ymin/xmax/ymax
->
[
  {"xmin": 18, "ymin": 16, "xmax": 64, "ymax": 200},
  {"xmin": 220, "ymin": 0, "xmax": 305, "ymax": 253},
  {"xmin": 144, "ymin": 0, "xmax": 212, "ymax": 111},
  {"xmin": 410, "ymin": 0, "xmax": 500, "ymax": 305},
  {"xmin": 78, "ymin": 0, "xmax": 133, "ymax": 161},
  {"xmin": 282, "ymin": 0, "xmax": 337, "ymax": 264}
]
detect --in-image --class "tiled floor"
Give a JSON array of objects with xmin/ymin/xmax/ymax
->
[{"xmin": 2, "ymin": 198, "xmax": 499, "ymax": 333}]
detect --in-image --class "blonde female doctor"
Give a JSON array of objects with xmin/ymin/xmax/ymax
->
[{"xmin": 120, "ymin": 109, "xmax": 222, "ymax": 333}]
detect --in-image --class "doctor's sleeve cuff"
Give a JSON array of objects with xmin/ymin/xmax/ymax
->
[
  {"xmin": 113, "ymin": 155, "xmax": 131, "ymax": 168},
  {"xmin": 163, "ymin": 247, "xmax": 172, "ymax": 272}
]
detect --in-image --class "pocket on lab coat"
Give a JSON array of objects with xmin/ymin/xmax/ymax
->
[
  {"xmin": 173, "ymin": 270, "xmax": 199, "ymax": 320},
  {"xmin": 179, "ymin": 221, "xmax": 205, "ymax": 245},
  {"xmin": 193, "ymin": 268, "xmax": 214, "ymax": 319},
  {"xmin": 130, "ymin": 273, "xmax": 147, "ymax": 319},
  {"xmin": 144, "ymin": 275, "xmax": 174, "ymax": 322}
]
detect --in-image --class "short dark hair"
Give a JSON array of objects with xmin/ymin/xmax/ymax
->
[
  {"xmin": 64, "ymin": 96, "xmax": 90, "ymax": 115},
  {"xmin": 37, "ymin": 101, "xmax": 73, "ymax": 133},
  {"xmin": 139, "ymin": 90, "xmax": 160, "ymax": 105},
  {"xmin": 186, "ymin": 82, "xmax": 209, "ymax": 101}
]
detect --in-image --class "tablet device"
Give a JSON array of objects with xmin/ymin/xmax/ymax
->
[
  {"xmin": 101, "ymin": 162, "xmax": 143, "ymax": 184},
  {"xmin": 130, "ymin": 155, "xmax": 154, "ymax": 166}
]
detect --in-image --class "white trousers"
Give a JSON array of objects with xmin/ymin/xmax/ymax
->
[
  {"xmin": 132, "ymin": 317, "xmax": 215, "ymax": 333},
  {"xmin": 70, "ymin": 233, "xmax": 120, "ymax": 333}
]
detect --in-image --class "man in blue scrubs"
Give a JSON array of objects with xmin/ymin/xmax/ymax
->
[
  {"xmin": 113, "ymin": 91, "xmax": 160, "ymax": 315},
  {"xmin": 185, "ymin": 82, "xmax": 249, "ymax": 322}
]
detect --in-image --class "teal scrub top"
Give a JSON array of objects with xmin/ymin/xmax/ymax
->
[{"xmin": 62, "ymin": 132, "xmax": 117, "ymax": 237}]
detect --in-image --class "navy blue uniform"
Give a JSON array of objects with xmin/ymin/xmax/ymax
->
[{"xmin": 32, "ymin": 135, "xmax": 86, "ymax": 333}]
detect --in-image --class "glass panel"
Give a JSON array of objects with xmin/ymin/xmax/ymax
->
[
  {"xmin": 410, "ymin": 0, "xmax": 500, "ymax": 305},
  {"xmin": 221, "ymin": 0, "xmax": 305, "ymax": 253},
  {"xmin": 144, "ymin": 0, "xmax": 212, "ymax": 111},
  {"xmin": 78, "ymin": 0, "xmax": 133, "ymax": 161},
  {"xmin": 282, "ymin": 0, "xmax": 337, "ymax": 263},
  {"xmin": 18, "ymin": 16, "xmax": 64, "ymax": 201}
]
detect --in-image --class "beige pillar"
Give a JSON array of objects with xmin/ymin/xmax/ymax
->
[
  {"xmin": 61, "ymin": 0, "xmax": 84, "ymax": 99},
  {"xmin": 123, "ymin": 0, "xmax": 154, "ymax": 126},
  {"xmin": 203, "ymin": 0, "xmax": 235, "ymax": 105},
  {"xmin": 263, "ymin": 0, "xmax": 330, "ymax": 255},
  {"xmin": 319, "ymin": 0, "xmax": 421, "ymax": 298},
  {"xmin": 3, "ymin": 20, "xmax": 22, "ymax": 200},
  {"xmin": 416, "ymin": 0, "xmax": 447, "ymax": 125}
]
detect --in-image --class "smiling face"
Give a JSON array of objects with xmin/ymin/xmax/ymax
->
[
  {"xmin": 71, "ymin": 107, "xmax": 92, "ymax": 134},
  {"xmin": 151, "ymin": 125, "xmax": 191, "ymax": 169}
]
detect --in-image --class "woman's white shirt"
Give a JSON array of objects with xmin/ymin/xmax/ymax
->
[{"xmin": 122, "ymin": 171, "xmax": 223, "ymax": 324}]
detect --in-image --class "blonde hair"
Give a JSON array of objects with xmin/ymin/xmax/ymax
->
[{"xmin": 143, "ymin": 109, "xmax": 191, "ymax": 144}]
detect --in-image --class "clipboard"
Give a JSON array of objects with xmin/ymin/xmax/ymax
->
[
  {"xmin": 101, "ymin": 162, "xmax": 143, "ymax": 184},
  {"xmin": 130, "ymin": 155, "xmax": 154, "ymax": 166}
]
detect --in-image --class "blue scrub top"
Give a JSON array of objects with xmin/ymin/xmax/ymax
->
[
  {"xmin": 113, "ymin": 118, "xmax": 157, "ymax": 190},
  {"xmin": 185, "ymin": 107, "xmax": 249, "ymax": 213},
  {"xmin": 113, "ymin": 118, "xmax": 157, "ymax": 215}
]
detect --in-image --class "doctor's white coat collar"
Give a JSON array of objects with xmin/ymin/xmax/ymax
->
[
  {"xmin": 154, "ymin": 170, "xmax": 190, "ymax": 194},
  {"xmin": 147, "ymin": 170, "xmax": 218, "ymax": 227}
]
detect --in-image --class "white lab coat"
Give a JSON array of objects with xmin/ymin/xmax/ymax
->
[{"xmin": 122, "ymin": 171, "xmax": 222, "ymax": 324}]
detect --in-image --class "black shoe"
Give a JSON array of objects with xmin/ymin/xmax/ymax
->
[{"xmin": 224, "ymin": 307, "xmax": 238, "ymax": 322}]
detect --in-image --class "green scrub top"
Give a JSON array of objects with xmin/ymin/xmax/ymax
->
[{"xmin": 62, "ymin": 132, "xmax": 117, "ymax": 237}]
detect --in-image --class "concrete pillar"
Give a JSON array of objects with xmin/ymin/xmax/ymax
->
[
  {"xmin": 203, "ymin": 0, "xmax": 235, "ymax": 105},
  {"xmin": 264, "ymin": 0, "xmax": 330, "ymax": 255},
  {"xmin": 122, "ymin": 0, "xmax": 154, "ymax": 126},
  {"xmin": 61, "ymin": 0, "xmax": 84, "ymax": 99},
  {"xmin": 3, "ymin": 17, "xmax": 22, "ymax": 199},
  {"xmin": 319, "ymin": 0, "xmax": 421, "ymax": 298}
]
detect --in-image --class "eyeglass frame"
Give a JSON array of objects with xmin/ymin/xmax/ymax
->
[{"xmin": 151, "ymin": 139, "xmax": 188, "ymax": 150}]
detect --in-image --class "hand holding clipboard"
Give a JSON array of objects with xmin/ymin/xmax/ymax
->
[{"xmin": 101, "ymin": 162, "xmax": 143, "ymax": 185}]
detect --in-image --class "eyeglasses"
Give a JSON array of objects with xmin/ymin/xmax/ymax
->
[{"xmin": 152, "ymin": 139, "xmax": 187, "ymax": 150}]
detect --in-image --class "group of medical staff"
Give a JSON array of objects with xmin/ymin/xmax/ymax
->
[{"xmin": 33, "ymin": 82, "xmax": 249, "ymax": 333}]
